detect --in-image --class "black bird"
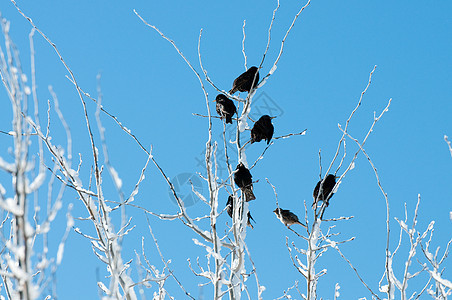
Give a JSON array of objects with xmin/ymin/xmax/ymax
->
[
  {"xmin": 233, "ymin": 163, "xmax": 256, "ymax": 201},
  {"xmin": 215, "ymin": 94, "xmax": 237, "ymax": 124},
  {"xmin": 251, "ymin": 115, "xmax": 274, "ymax": 144},
  {"xmin": 273, "ymin": 208, "xmax": 306, "ymax": 228},
  {"xmin": 226, "ymin": 195, "xmax": 255, "ymax": 228},
  {"xmin": 229, "ymin": 66, "xmax": 259, "ymax": 94},
  {"xmin": 313, "ymin": 174, "xmax": 337, "ymax": 208}
]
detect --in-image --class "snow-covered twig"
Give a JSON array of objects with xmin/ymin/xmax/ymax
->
[
  {"xmin": 242, "ymin": 20, "xmax": 247, "ymax": 70},
  {"xmin": 259, "ymin": 0, "xmax": 311, "ymax": 88},
  {"xmin": 259, "ymin": 0, "xmax": 281, "ymax": 70},
  {"xmin": 336, "ymin": 99, "xmax": 394, "ymax": 298},
  {"xmin": 331, "ymin": 241, "xmax": 381, "ymax": 299},
  {"xmin": 420, "ymin": 223, "xmax": 452, "ymax": 298},
  {"xmin": 444, "ymin": 135, "xmax": 452, "ymax": 158},
  {"xmin": 328, "ymin": 65, "xmax": 377, "ymax": 177}
]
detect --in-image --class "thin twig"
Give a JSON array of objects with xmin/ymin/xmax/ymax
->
[
  {"xmin": 332, "ymin": 244, "xmax": 381, "ymax": 300},
  {"xmin": 444, "ymin": 135, "xmax": 452, "ymax": 158}
]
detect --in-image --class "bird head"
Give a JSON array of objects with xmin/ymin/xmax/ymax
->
[
  {"xmin": 258, "ymin": 115, "xmax": 274, "ymax": 124},
  {"xmin": 214, "ymin": 94, "xmax": 228, "ymax": 102},
  {"xmin": 248, "ymin": 66, "xmax": 258, "ymax": 73}
]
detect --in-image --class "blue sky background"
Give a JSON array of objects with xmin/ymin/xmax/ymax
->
[{"xmin": 0, "ymin": 1, "xmax": 451, "ymax": 299}]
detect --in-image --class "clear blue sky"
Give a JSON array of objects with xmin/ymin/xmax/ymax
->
[{"xmin": 1, "ymin": 1, "xmax": 451, "ymax": 299}]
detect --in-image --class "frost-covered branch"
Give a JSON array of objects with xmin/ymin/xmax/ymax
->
[
  {"xmin": 135, "ymin": 2, "xmax": 316, "ymax": 299},
  {"xmin": 444, "ymin": 135, "xmax": 452, "ymax": 158},
  {"xmin": 420, "ymin": 223, "xmax": 452, "ymax": 298},
  {"xmin": 0, "ymin": 16, "xmax": 74, "ymax": 299}
]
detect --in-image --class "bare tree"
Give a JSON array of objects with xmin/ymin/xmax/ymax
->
[
  {"xmin": 1, "ymin": 1, "xmax": 450, "ymax": 299},
  {"xmin": 0, "ymin": 17, "xmax": 72, "ymax": 299}
]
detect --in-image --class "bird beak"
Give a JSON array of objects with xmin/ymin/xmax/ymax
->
[{"xmin": 270, "ymin": 116, "xmax": 277, "ymax": 120}]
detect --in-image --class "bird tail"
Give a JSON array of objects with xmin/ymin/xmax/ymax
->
[
  {"xmin": 297, "ymin": 221, "xmax": 307, "ymax": 229},
  {"xmin": 247, "ymin": 221, "xmax": 254, "ymax": 229},
  {"xmin": 226, "ymin": 115, "xmax": 232, "ymax": 124},
  {"xmin": 243, "ymin": 186, "xmax": 256, "ymax": 201},
  {"xmin": 229, "ymin": 88, "xmax": 237, "ymax": 95},
  {"xmin": 312, "ymin": 199, "xmax": 318, "ymax": 209},
  {"xmin": 247, "ymin": 212, "xmax": 255, "ymax": 229}
]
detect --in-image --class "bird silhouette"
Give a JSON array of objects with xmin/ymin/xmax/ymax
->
[
  {"xmin": 233, "ymin": 163, "xmax": 256, "ymax": 201},
  {"xmin": 313, "ymin": 174, "xmax": 337, "ymax": 208},
  {"xmin": 226, "ymin": 195, "xmax": 255, "ymax": 228},
  {"xmin": 273, "ymin": 208, "xmax": 306, "ymax": 228},
  {"xmin": 251, "ymin": 115, "xmax": 274, "ymax": 144},
  {"xmin": 215, "ymin": 94, "xmax": 237, "ymax": 124},
  {"xmin": 229, "ymin": 66, "xmax": 259, "ymax": 94}
]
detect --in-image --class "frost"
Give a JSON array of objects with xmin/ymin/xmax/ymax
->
[
  {"xmin": 93, "ymin": 249, "xmax": 108, "ymax": 264},
  {"xmin": 0, "ymin": 198, "xmax": 23, "ymax": 216},
  {"xmin": 109, "ymin": 167, "xmax": 122, "ymax": 189},
  {"xmin": 29, "ymin": 172, "xmax": 46, "ymax": 191},
  {"xmin": 24, "ymin": 86, "xmax": 31, "ymax": 95},
  {"xmin": 0, "ymin": 183, "xmax": 6, "ymax": 195},
  {"xmin": 334, "ymin": 283, "xmax": 340, "ymax": 298},
  {"xmin": 350, "ymin": 161, "xmax": 355, "ymax": 170},
  {"xmin": 36, "ymin": 257, "xmax": 49, "ymax": 269},
  {"xmin": 238, "ymin": 116, "xmax": 248, "ymax": 133},
  {"xmin": 56, "ymin": 243, "xmax": 65, "ymax": 265},
  {"xmin": 4, "ymin": 19, "xmax": 10, "ymax": 33},
  {"xmin": 68, "ymin": 168, "xmax": 82, "ymax": 187},
  {"xmin": 430, "ymin": 270, "xmax": 452, "ymax": 288},
  {"xmin": 103, "ymin": 205, "xmax": 112, "ymax": 213},
  {"xmin": 97, "ymin": 281, "xmax": 110, "ymax": 294},
  {"xmin": 296, "ymin": 257, "xmax": 308, "ymax": 277},
  {"xmin": 399, "ymin": 220, "xmax": 408, "ymax": 232},
  {"xmin": 326, "ymin": 239, "xmax": 337, "ymax": 248},
  {"xmin": 0, "ymin": 156, "xmax": 15, "ymax": 173},
  {"xmin": 21, "ymin": 73, "xmax": 27, "ymax": 82},
  {"xmin": 379, "ymin": 284, "xmax": 389, "ymax": 293},
  {"xmin": 36, "ymin": 222, "xmax": 50, "ymax": 234},
  {"xmin": 427, "ymin": 220, "xmax": 435, "ymax": 230},
  {"xmin": 269, "ymin": 64, "xmax": 277, "ymax": 75},
  {"xmin": 408, "ymin": 249, "xmax": 416, "ymax": 260},
  {"xmin": 7, "ymin": 256, "xmax": 27, "ymax": 280},
  {"xmin": 386, "ymin": 256, "xmax": 399, "ymax": 298},
  {"xmin": 92, "ymin": 240, "xmax": 106, "ymax": 252},
  {"xmin": 51, "ymin": 201, "xmax": 62, "ymax": 221},
  {"xmin": 67, "ymin": 206, "xmax": 74, "ymax": 227},
  {"xmin": 25, "ymin": 223, "xmax": 34, "ymax": 237},
  {"xmin": 450, "ymin": 211, "xmax": 452, "ymax": 221}
]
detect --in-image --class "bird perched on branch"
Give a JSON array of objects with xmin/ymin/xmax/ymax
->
[
  {"xmin": 226, "ymin": 195, "xmax": 255, "ymax": 228},
  {"xmin": 313, "ymin": 174, "xmax": 337, "ymax": 208},
  {"xmin": 233, "ymin": 163, "xmax": 256, "ymax": 201},
  {"xmin": 251, "ymin": 115, "xmax": 274, "ymax": 144},
  {"xmin": 273, "ymin": 208, "xmax": 306, "ymax": 228},
  {"xmin": 229, "ymin": 66, "xmax": 259, "ymax": 94},
  {"xmin": 214, "ymin": 94, "xmax": 237, "ymax": 124}
]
